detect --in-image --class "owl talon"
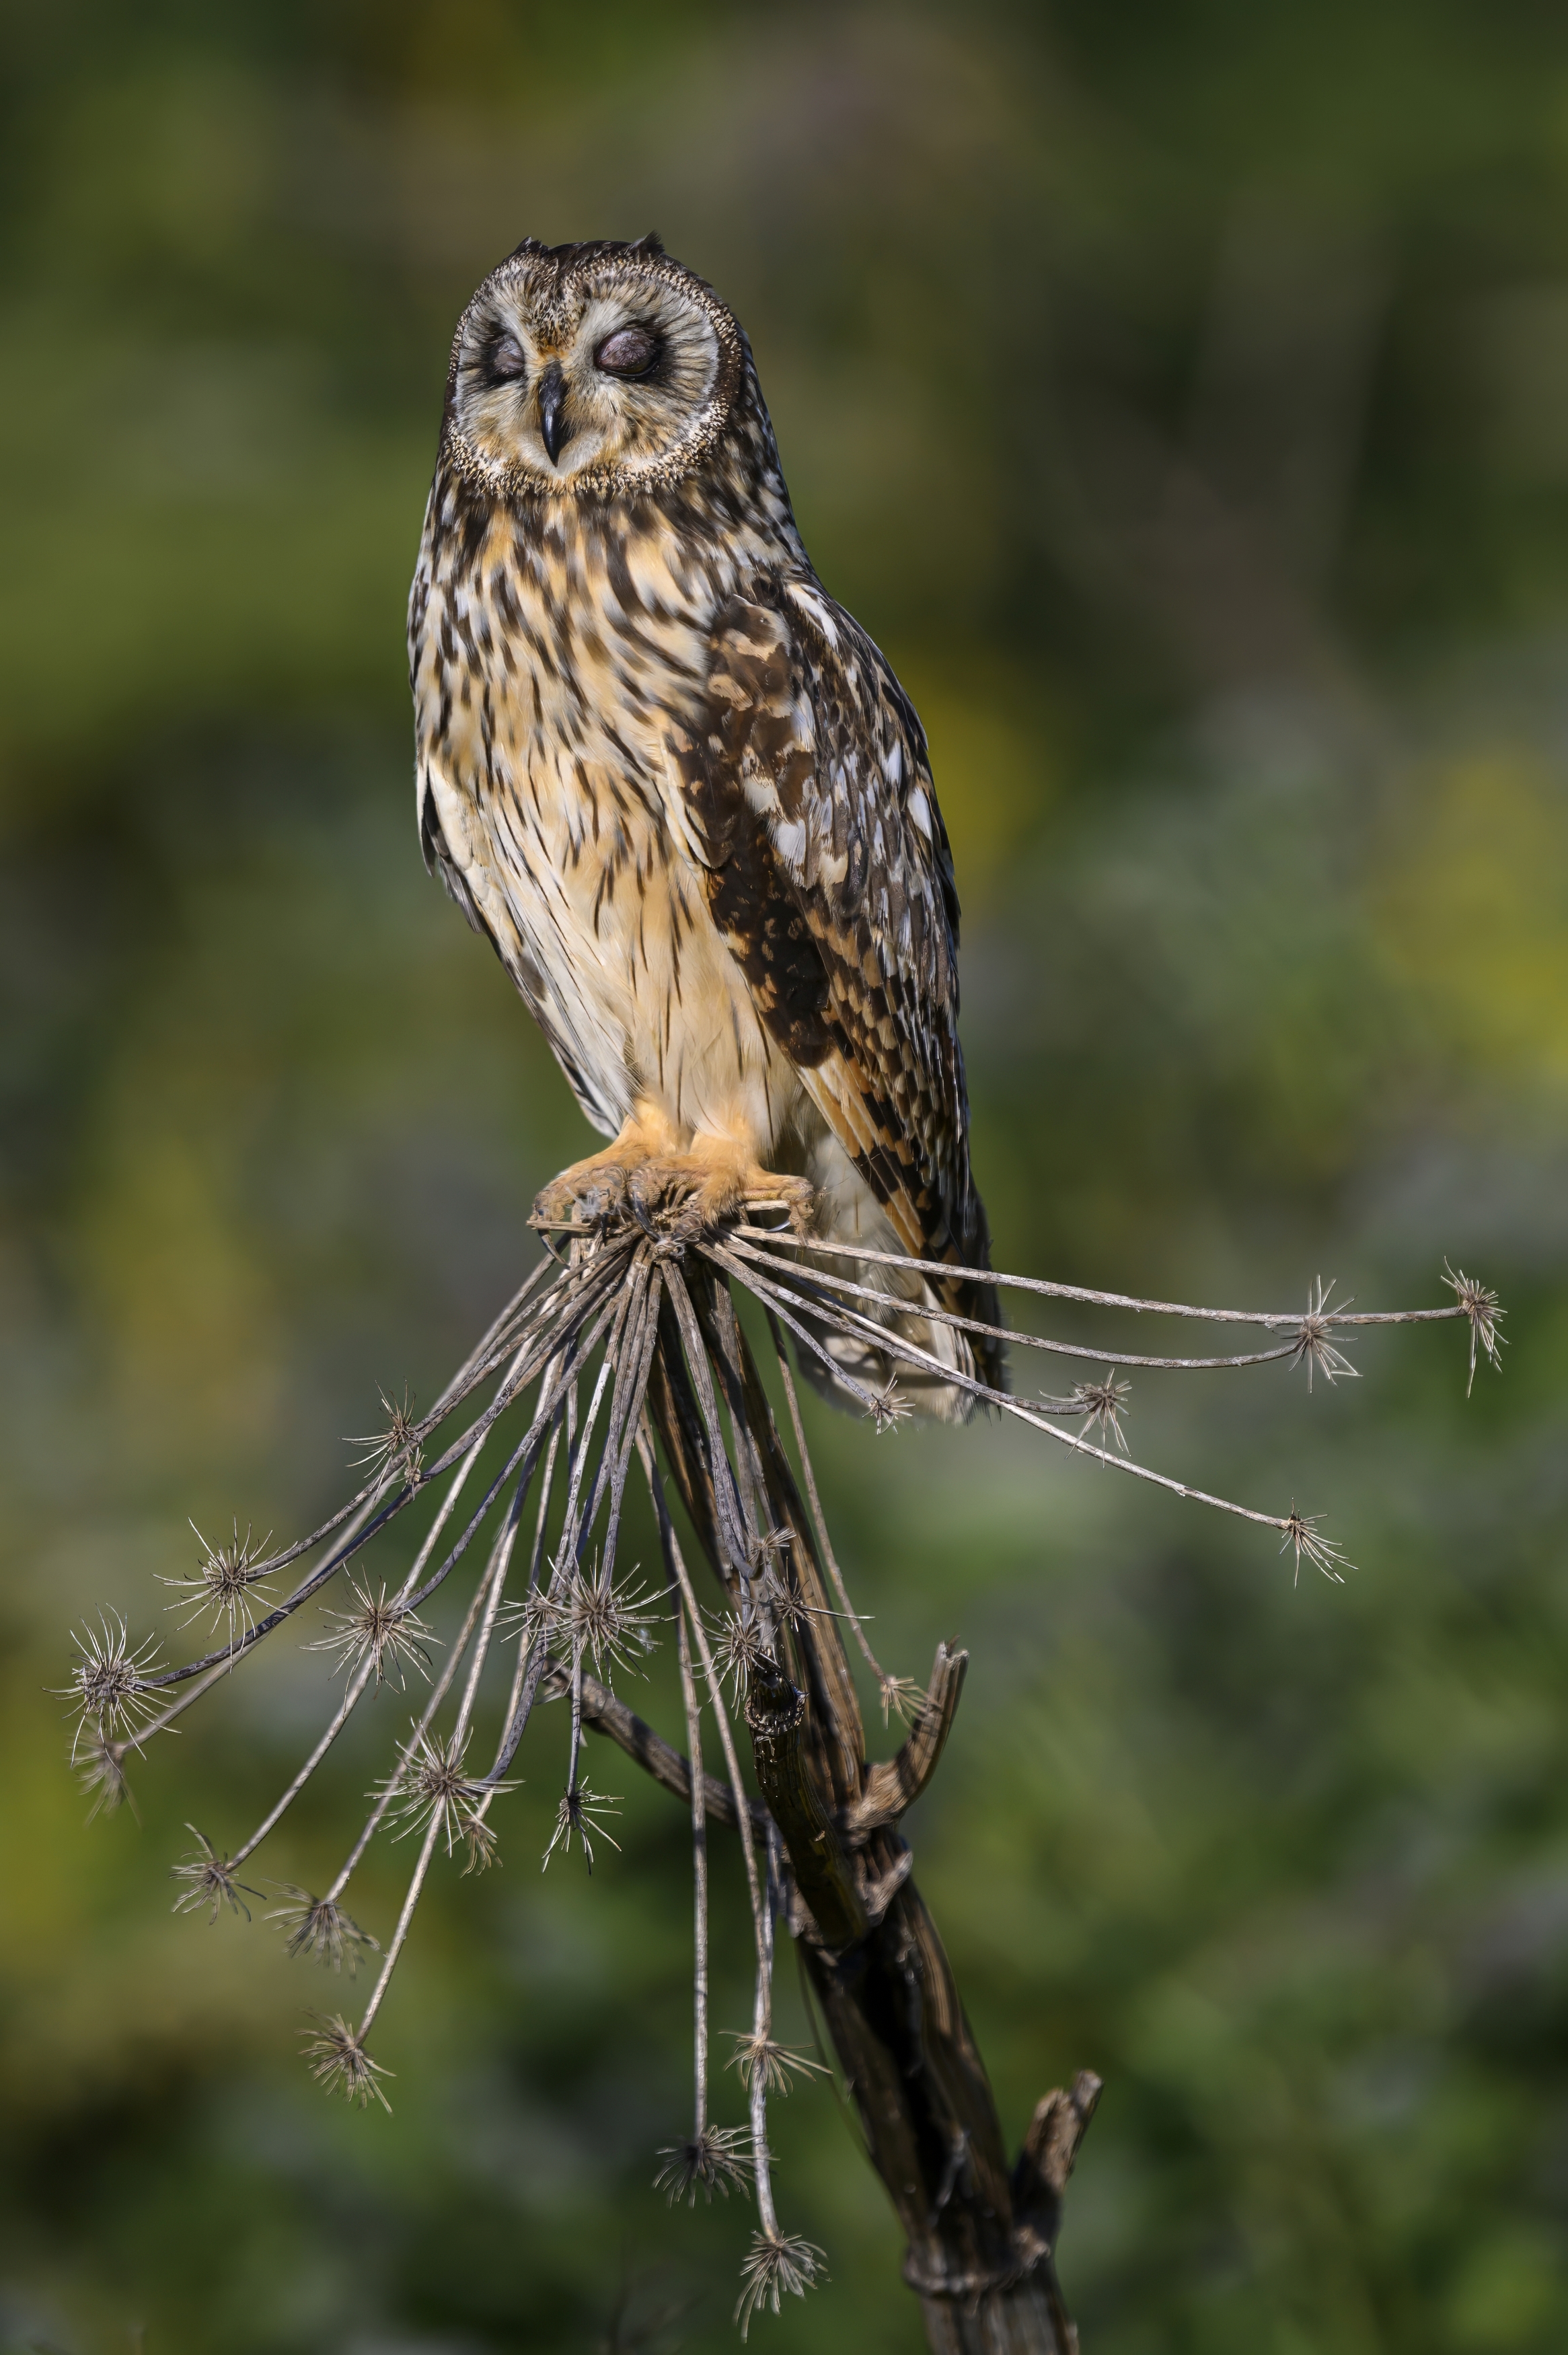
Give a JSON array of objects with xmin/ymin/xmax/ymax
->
[
  {"xmin": 533, "ymin": 1159, "xmax": 633, "ymax": 1231},
  {"xmin": 626, "ymin": 1161, "xmax": 685, "ymax": 1228},
  {"xmin": 743, "ymin": 1177, "xmax": 816, "ymax": 1239}
]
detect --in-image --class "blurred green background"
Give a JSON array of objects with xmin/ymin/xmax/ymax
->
[{"xmin": 3, "ymin": 3, "xmax": 1568, "ymax": 2349}]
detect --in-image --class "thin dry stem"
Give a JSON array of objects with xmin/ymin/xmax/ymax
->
[
  {"xmin": 737, "ymin": 1224, "xmax": 1496, "ymax": 1334},
  {"xmin": 638, "ymin": 1433, "xmax": 764, "ymax": 1928},
  {"xmin": 767, "ymin": 1312, "xmax": 893, "ymax": 1692},
  {"xmin": 714, "ymin": 1237, "xmax": 1353, "ymax": 1566},
  {"xmin": 669, "ymin": 1529, "xmax": 712, "ymax": 2147}
]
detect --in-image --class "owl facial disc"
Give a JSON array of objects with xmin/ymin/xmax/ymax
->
[{"xmin": 445, "ymin": 239, "xmax": 744, "ymax": 499}]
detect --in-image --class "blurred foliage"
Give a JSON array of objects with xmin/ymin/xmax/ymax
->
[{"xmin": 3, "ymin": 2, "xmax": 1568, "ymax": 2349}]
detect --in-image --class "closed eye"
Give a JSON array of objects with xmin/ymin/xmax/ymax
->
[
  {"xmin": 594, "ymin": 324, "xmax": 660, "ymax": 379},
  {"xmin": 482, "ymin": 331, "xmax": 527, "ymax": 386}
]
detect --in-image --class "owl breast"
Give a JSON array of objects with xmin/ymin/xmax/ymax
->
[{"xmin": 412, "ymin": 489, "xmax": 810, "ymax": 1160}]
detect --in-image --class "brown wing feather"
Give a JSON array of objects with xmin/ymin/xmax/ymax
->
[{"xmin": 671, "ymin": 583, "xmax": 1002, "ymax": 1384}]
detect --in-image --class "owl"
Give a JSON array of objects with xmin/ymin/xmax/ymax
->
[{"xmin": 409, "ymin": 235, "xmax": 1002, "ymax": 1418}]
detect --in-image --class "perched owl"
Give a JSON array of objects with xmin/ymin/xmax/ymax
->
[{"xmin": 409, "ymin": 235, "xmax": 1002, "ymax": 1418}]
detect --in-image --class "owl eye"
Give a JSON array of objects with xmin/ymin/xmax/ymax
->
[
  {"xmin": 594, "ymin": 324, "xmax": 660, "ymax": 379},
  {"xmin": 484, "ymin": 332, "xmax": 527, "ymax": 384}
]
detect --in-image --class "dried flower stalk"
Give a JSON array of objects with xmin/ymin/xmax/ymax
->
[{"xmin": 65, "ymin": 1193, "xmax": 1498, "ymax": 2346}]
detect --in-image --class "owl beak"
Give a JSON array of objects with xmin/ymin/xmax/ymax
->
[{"xmin": 538, "ymin": 363, "xmax": 570, "ymax": 466}]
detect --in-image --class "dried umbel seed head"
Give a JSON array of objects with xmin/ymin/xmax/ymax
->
[
  {"xmin": 751, "ymin": 1558, "xmax": 831, "ymax": 1639},
  {"xmin": 384, "ymin": 1729, "xmax": 511, "ymax": 1870},
  {"xmin": 866, "ymin": 1377, "xmax": 910, "ymax": 1433},
  {"xmin": 1288, "ymin": 1278, "xmax": 1359, "ymax": 1390},
  {"xmin": 1444, "ymin": 1261, "xmax": 1506, "ymax": 1394},
  {"xmin": 735, "ymin": 2231, "xmax": 827, "ymax": 2337},
  {"xmin": 1068, "ymin": 1371, "xmax": 1132, "ymax": 1456},
  {"xmin": 496, "ymin": 1583, "xmax": 554, "ymax": 1653},
  {"xmin": 725, "ymin": 2031, "xmax": 829, "ymax": 2097},
  {"xmin": 708, "ymin": 1608, "xmax": 775, "ymax": 1701},
  {"xmin": 1280, "ymin": 1507, "xmax": 1351, "ymax": 1587},
  {"xmin": 305, "ymin": 1577, "xmax": 438, "ymax": 1691},
  {"xmin": 77, "ymin": 1731, "xmax": 135, "ymax": 1822},
  {"xmin": 878, "ymin": 1673, "xmax": 926, "ymax": 1729},
  {"xmin": 56, "ymin": 1614, "xmax": 164, "ymax": 1760},
  {"xmin": 161, "ymin": 1520, "xmax": 274, "ymax": 1648},
  {"xmin": 346, "ymin": 1383, "xmax": 424, "ymax": 1490},
  {"xmin": 268, "ymin": 1889, "xmax": 380, "ymax": 1974},
  {"xmin": 655, "ymin": 2123, "xmax": 753, "ymax": 2206},
  {"xmin": 542, "ymin": 1558, "xmax": 661, "ymax": 1684},
  {"xmin": 542, "ymin": 1780, "xmax": 621, "ymax": 1874},
  {"xmin": 302, "ymin": 2014, "xmax": 394, "ymax": 2111},
  {"xmin": 170, "ymin": 1825, "xmax": 261, "ymax": 1924}
]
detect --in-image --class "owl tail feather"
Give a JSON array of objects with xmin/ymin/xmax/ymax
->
[{"xmin": 788, "ymin": 1129, "xmax": 1006, "ymax": 1423}]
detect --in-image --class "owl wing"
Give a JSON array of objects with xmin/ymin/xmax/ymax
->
[{"xmin": 672, "ymin": 580, "xmax": 991, "ymax": 1289}]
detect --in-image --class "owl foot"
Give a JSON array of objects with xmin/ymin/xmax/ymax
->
[
  {"xmin": 532, "ymin": 1140, "xmax": 815, "ymax": 1241},
  {"xmin": 533, "ymin": 1151, "xmax": 640, "ymax": 1231},
  {"xmin": 630, "ymin": 1157, "xmax": 815, "ymax": 1242}
]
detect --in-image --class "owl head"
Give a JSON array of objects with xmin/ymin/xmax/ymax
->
[{"xmin": 441, "ymin": 234, "xmax": 749, "ymax": 501}]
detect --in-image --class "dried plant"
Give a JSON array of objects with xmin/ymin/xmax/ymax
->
[
  {"xmin": 1289, "ymin": 1279, "xmax": 1360, "ymax": 1389},
  {"xmin": 866, "ymin": 1377, "xmax": 910, "ymax": 1433},
  {"xmin": 305, "ymin": 1575, "xmax": 438, "ymax": 1690},
  {"xmin": 57, "ymin": 1612, "xmax": 163, "ymax": 1760},
  {"xmin": 65, "ymin": 1191, "xmax": 1499, "ymax": 2345},
  {"xmin": 655, "ymin": 2124, "xmax": 753, "ymax": 2206},
  {"xmin": 542, "ymin": 1780, "xmax": 623, "ymax": 1873},
  {"xmin": 726, "ymin": 2031, "xmax": 829, "ymax": 2096},
  {"xmin": 161, "ymin": 1520, "xmax": 274, "ymax": 1648},
  {"xmin": 877, "ymin": 1673, "xmax": 926, "ymax": 1728},
  {"xmin": 303, "ymin": 2013, "xmax": 394, "ymax": 2111},
  {"xmin": 170, "ymin": 1825, "xmax": 260, "ymax": 1922},
  {"xmin": 1279, "ymin": 1507, "xmax": 1352, "ymax": 1587},
  {"xmin": 735, "ymin": 2230, "xmax": 828, "ymax": 2338},
  {"xmin": 1068, "ymin": 1370, "xmax": 1132, "ymax": 1455},
  {"xmin": 1445, "ymin": 1260, "xmax": 1507, "ymax": 1393},
  {"xmin": 708, "ymin": 1607, "xmax": 775, "ymax": 1701},
  {"xmin": 268, "ymin": 1888, "xmax": 379, "ymax": 1973},
  {"xmin": 347, "ymin": 1383, "xmax": 424, "ymax": 1490},
  {"xmin": 385, "ymin": 1727, "xmax": 512, "ymax": 1871},
  {"xmin": 542, "ymin": 1557, "xmax": 663, "ymax": 1683},
  {"xmin": 77, "ymin": 1729, "xmax": 135, "ymax": 1822}
]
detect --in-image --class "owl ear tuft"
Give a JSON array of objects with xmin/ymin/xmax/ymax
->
[{"xmin": 628, "ymin": 231, "xmax": 665, "ymax": 258}]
